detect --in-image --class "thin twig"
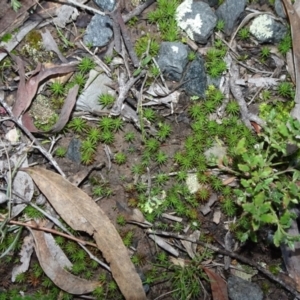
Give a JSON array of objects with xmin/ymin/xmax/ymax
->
[
  {"xmin": 0, "ymin": 217, "xmax": 97, "ymax": 247},
  {"xmin": 64, "ymin": 0, "xmax": 105, "ymax": 16},
  {"xmin": 0, "ymin": 98, "xmax": 66, "ymax": 177},
  {"xmin": 110, "ymin": 70, "xmax": 147, "ymax": 116}
]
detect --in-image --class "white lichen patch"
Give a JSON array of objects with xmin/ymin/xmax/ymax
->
[
  {"xmin": 176, "ymin": 0, "xmax": 202, "ymax": 40},
  {"xmin": 171, "ymin": 46, "xmax": 179, "ymax": 53},
  {"xmin": 250, "ymin": 14, "xmax": 273, "ymax": 40},
  {"xmin": 186, "ymin": 173, "xmax": 201, "ymax": 194}
]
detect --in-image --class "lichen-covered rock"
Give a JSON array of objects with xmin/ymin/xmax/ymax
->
[
  {"xmin": 176, "ymin": 0, "xmax": 217, "ymax": 44},
  {"xmin": 250, "ymin": 14, "xmax": 287, "ymax": 43}
]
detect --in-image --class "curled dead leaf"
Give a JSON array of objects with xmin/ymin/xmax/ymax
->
[{"xmin": 24, "ymin": 167, "xmax": 146, "ymax": 300}]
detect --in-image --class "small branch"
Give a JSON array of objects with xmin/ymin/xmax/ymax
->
[
  {"xmin": 123, "ymin": 0, "xmax": 156, "ymax": 23},
  {"xmin": 0, "ymin": 217, "xmax": 97, "ymax": 247},
  {"xmin": 0, "ymin": 98, "xmax": 66, "ymax": 178},
  {"xmin": 64, "ymin": 0, "xmax": 105, "ymax": 16},
  {"xmin": 110, "ymin": 70, "xmax": 146, "ymax": 116},
  {"xmin": 229, "ymin": 62, "xmax": 266, "ymax": 129}
]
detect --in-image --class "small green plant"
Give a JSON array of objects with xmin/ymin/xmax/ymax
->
[
  {"xmin": 238, "ymin": 27, "xmax": 250, "ymax": 40},
  {"xmin": 157, "ymin": 122, "xmax": 172, "ymax": 141},
  {"xmin": 104, "ymin": 55, "xmax": 113, "ymax": 64},
  {"xmin": 123, "ymin": 231, "xmax": 134, "ymax": 247},
  {"xmin": 73, "ymin": 73, "xmax": 86, "ymax": 88},
  {"xmin": 215, "ymin": 19, "xmax": 225, "ymax": 31},
  {"xmin": 135, "ymin": 35, "xmax": 160, "ymax": 58},
  {"xmin": 98, "ymin": 93, "xmax": 115, "ymax": 108},
  {"xmin": 155, "ymin": 172, "xmax": 169, "ymax": 185},
  {"xmin": 228, "ymin": 110, "xmax": 300, "ymax": 247},
  {"xmin": 260, "ymin": 46, "xmax": 271, "ymax": 59},
  {"xmin": 278, "ymin": 33, "xmax": 292, "ymax": 55},
  {"xmin": 99, "ymin": 116, "xmax": 114, "ymax": 131},
  {"xmin": 112, "ymin": 117, "xmax": 124, "ymax": 131},
  {"xmin": 100, "ymin": 130, "xmax": 115, "ymax": 144},
  {"xmin": 261, "ymin": 90, "xmax": 271, "ymax": 101},
  {"xmin": 145, "ymin": 138, "xmax": 160, "ymax": 153},
  {"xmin": 149, "ymin": 65, "xmax": 161, "ymax": 77},
  {"xmin": 87, "ymin": 127, "xmax": 101, "ymax": 143},
  {"xmin": 277, "ymin": 81, "xmax": 294, "ymax": 98},
  {"xmin": 147, "ymin": 0, "xmax": 179, "ymax": 41},
  {"xmin": 55, "ymin": 146, "xmax": 67, "ymax": 157},
  {"xmin": 143, "ymin": 108, "xmax": 156, "ymax": 122},
  {"xmin": 49, "ymin": 81, "xmax": 65, "ymax": 96},
  {"xmin": 124, "ymin": 131, "xmax": 135, "ymax": 142},
  {"xmin": 68, "ymin": 117, "xmax": 87, "ymax": 133},
  {"xmin": 1, "ymin": 33, "xmax": 13, "ymax": 43},
  {"xmin": 155, "ymin": 150, "xmax": 168, "ymax": 165},
  {"xmin": 226, "ymin": 100, "xmax": 240, "ymax": 115},
  {"xmin": 205, "ymin": 48, "xmax": 227, "ymax": 78},
  {"xmin": 114, "ymin": 152, "xmax": 127, "ymax": 165},
  {"xmin": 11, "ymin": 0, "xmax": 21, "ymax": 11},
  {"xmin": 128, "ymin": 16, "xmax": 138, "ymax": 27},
  {"xmin": 78, "ymin": 57, "xmax": 95, "ymax": 73},
  {"xmin": 116, "ymin": 214, "xmax": 126, "ymax": 226},
  {"xmin": 188, "ymin": 51, "xmax": 197, "ymax": 61}
]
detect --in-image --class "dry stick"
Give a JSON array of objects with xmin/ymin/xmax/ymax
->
[
  {"xmin": 112, "ymin": 8, "xmax": 139, "ymax": 68},
  {"xmin": 64, "ymin": 0, "xmax": 105, "ymax": 15},
  {"xmin": 123, "ymin": 0, "xmax": 156, "ymax": 23},
  {"xmin": 110, "ymin": 70, "xmax": 147, "ymax": 116},
  {"xmin": 229, "ymin": 62, "xmax": 266, "ymax": 129},
  {"xmin": 0, "ymin": 98, "xmax": 66, "ymax": 178},
  {"xmin": 0, "ymin": 217, "xmax": 97, "ymax": 247},
  {"xmin": 146, "ymin": 229, "xmax": 300, "ymax": 299}
]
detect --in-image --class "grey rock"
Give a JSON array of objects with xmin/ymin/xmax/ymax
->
[
  {"xmin": 93, "ymin": 0, "xmax": 115, "ymax": 11},
  {"xmin": 249, "ymin": 14, "xmax": 287, "ymax": 43},
  {"xmin": 275, "ymin": 0, "xmax": 286, "ymax": 18},
  {"xmin": 176, "ymin": 0, "xmax": 217, "ymax": 44},
  {"xmin": 67, "ymin": 139, "xmax": 81, "ymax": 163},
  {"xmin": 76, "ymin": 71, "xmax": 116, "ymax": 112},
  {"xmin": 227, "ymin": 276, "xmax": 263, "ymax": 300},
  {"xmin": 83, "ymin": 14, "xmax": 113, "ymax": 47},
  {"xmin": 216, "ymin": 0, "xmax": 246, "ymax": 35},
  {"xmin": 156, "ymin": 42, "xmax": 189, "ymax": 82},
  {"xmin": 182, "ymin": 55, "xmax": 207, "ymax": 97}
]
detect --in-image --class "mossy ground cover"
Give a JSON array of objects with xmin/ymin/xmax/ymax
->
[{"xmin": 0, "ymin": 0, "xmax": 299, "ymax": 299}]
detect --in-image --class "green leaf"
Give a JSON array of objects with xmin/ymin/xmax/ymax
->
[
  {"xmin": 133, "ymin": 68, "xmax": 142, "ymax": 77},
  {"xmin": 141, "ymin": 55, "xmax": 152, "ymax": 66},
  {"xmin": 241, "ymin": 179, "xmax": 250, "ymax": 188},
  {"xmin": 260, "ymin": 213, "xmax": 277, "ymax": 224},
  {"xmin": 278, "ymin": 124, "xmax": 289, "ymax": 137},
  {"xmin": 238, "ymin": 164, "xmax": 250, "ymax": 173},
  {"xmin": 279, "ymin": 211, "xmax": 293, "ymax": 228},
  {"xmin": 242, "ymin": 203, "xmax": 256, "ymax": 214},
  {"xmin": 254, "ymin": 191, "xmax": 265, "ymax": 206},
  {"xmin": 273, "ymin": 228, "xmax": 283, "ymax": 247},
  {"xmin": 236, "ymin": 138, "xmax": 247, "ymax": 155}
]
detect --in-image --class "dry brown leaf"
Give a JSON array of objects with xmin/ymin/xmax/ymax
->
[
  {"xmin": 203, "ymin": 267, "xmax": 229, "ymax": 300},
  {"xmin": 29, "ymin": 225, "xmax": 100, "ymax": 294},
  {"xmin": 12, "ymin": 59, "xmax": 77, "ymax": 120},
  {"xmin": 24, "ymin": 167, "xmax": 146, "ymax": 300},
  {"xmin": 0, "ymin": 0, "xmax": 36, "ymax": 37},
  {"xmin": 50, "ymin": 84, "xmax": 79, "ymax": 133}
]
